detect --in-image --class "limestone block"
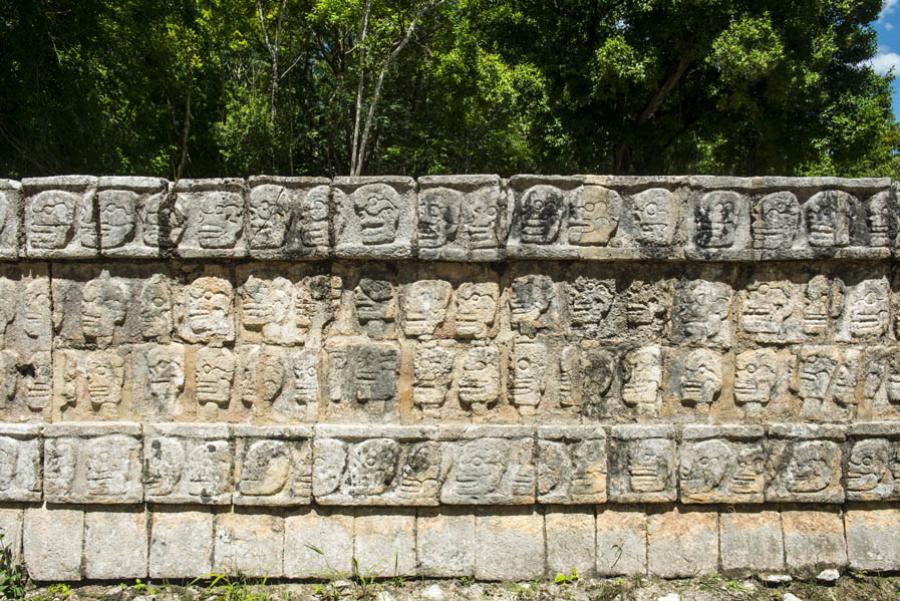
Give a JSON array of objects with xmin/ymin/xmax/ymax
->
[
  {"xmin": 620, "ymin": 345, "xmax": 662, "ymax": 416},
  {"xmin": 333, "ymin": 176, "xmax": 415, "ymax": 259},
  {"xmin": 134, "ymin": 273, "xmax": 177, "ymax": 342},
  {"xmin": 667, "ymin": 347, "xmax": 724, "ymax": 411},
  {"xmin": 43, "ymin": 423, "xmax": 143, "ymax": 504},
  {"xmin": 0, "ymin": 424, "xmax": 41, "ymax": 502},
  {"xmin": 685, "ymin": 189, "xmax": 750, "ymax": 259},
  {"xmin": 149, "ymin": 508, "xmax": 214, "ymax": 578},
  {"xmin": 719, "ymin": 511, "xmax": 784, "ymax": 572},
  {"xmin": 144, "ymin": 424, "xmax": 233, "ymax": 504},
  {"xmin": 845, "ymin": 507, "xmax": 900, "ymax": 571},
  {"xmin": 679, "ymin": 425, "xmax": 766, "ymax": 504},
  {"xmin": 647, "ymin": 507, "xmax": 718, "ymax": 578},
  {"xmin": 411, "ymin": 341, "xmax": 457, "ymax": 417},
  {"xmin": 563, "ymin": 275, "xmax": 618, "ymax": 339},
  {"xmin": 399, "ymin": 279, "xmax": 452, "ymax": 338},
  {"xmin": 51, "ymin": 264, "xmax": 153, "ymax": 350},
  {"xmin": 537, "ymin": 426, "xmax": 607, "ymax": 504},
  {"xmin": 802, "ymin": 190, "xmax": 856, "ymax": 250},
  {"xmin": 246, "ymin": 176, "xmax": 331, "ymax": 259},
  {"xmin": 671, "ymin": 279, "xmax": 733, "ymax": 348},
  {"xmin": 23, "ymin": 175, "xmax": 98, "ymax": 258},
  {"xmin": 0, "ymin": 264, "xmax": 52, "ymax": 357},
  {"xmin": 130, "ymin": 342, "xmax": 187, "ymax": 420},
  {"xmin": 846, "ymin": 422, "xmax": 900, "ymax": 502},
  {"xmin": 23, "ymin": 507, "xmax": 84, "ymax": 581},
  {"xmin": 94, "ymin": 176, "xmax": 170, "ymax": 257},
  {"xmin": 508, "ymin": 274, "xmax": 561, "ymax": 335},
  {"xmin": 235, "ymin": 345, "xmax": 321, "ymax": 422},
  {"xmin": 0, "ymin": 180, "xmax": 20, "ymax": 259},
  {"xmin": 766, "ymin": 424, "xmax": 845, "ymax": 503},
  {"xmin": 546, "ymin": 509, "xmax": 596, "ymax": 577},
  {"xmin": 450, "ymin": 282, "xmax": 499, "ymax": 339},
  {"xmin": 83, "ymin": 509, "xmax": 148, "ymax": 579},
  {"xmin": 733, "ymin": 347, "xmax": 792, "ymax": 416},
  {"xmin": 354, "ymin": 510, "xmax": 417, "ymax": 577},
  {"xmin": 236, "ymin": 266, "xmax": 340, "ymax": 346},
  {"xmin": 736, "ymin": 278, "xmax": 805, "ymax": 344},
  {"xmin": 861, "ymin": 345, "xmax": 900, "ymax": 419},
  {"xmin": 0, "ymin": 509, "xmax": 23, "ymax": 563},
  {"xmin": 213, "ymin": 512, "xmax": 284, "ymax": 577},
  {"xmin": 350, "ymin": 273, "xmax": 398, "ymax": 339},
  {"xmin": 793, "ymin": 345, "xmax": 862, "ymax": 421},
  {"xmin": 556, "ymin": 344, "xmax": 617, "ymax": 416},
  {"xmin": 781, "ymin": 509, "xmax": 848, "ymax": 568},
  {"xmin": 474, "ymin": 509, "xmax": 544, "ymax": 581},
  {"xmin": 440, "ymin": 426, "xmax": 536, "ymax": 505},
  {"xmin": 618, "ymin": 186, "xmax": 680, "ymax": 250},
  {"xmin": 173, "ymin": 178, "xmax": 246, "ymax": 258},
  {"xmin": 835, "ymin": 277, "xmax": 891, "ymax": 343},
  {"xmin": 324, "ymin": 340, "xmax": 400, "ymax": 416},
  {"xmin": 283, "ymin": 508, "xmax": 354, "ymax": 578},
  {"xmin": 314, "ymin": 425, "xmax": 441, "ymax": 506},
  {"xmin": 508, "ymin": 338, "xmax": 551, "ymax": 416},
  {"xmin": 455, "ymin": 343, "xmax": 501, "ymax": 415},
  {"xmin": 417, "ymin": 175, "xmax": 505, "ymax": 261},
  {"xmin": 609, "ymin": 425, "xmax": 676, "ymax": 503},
  {"xmin": 53, "ymin": 348, "xmax": 133, "ymax": 421},
  {"xmin": 233, "ymin": 425, "xmax": 313, "ymax": 506},
  {"xmin": 416, "ymin": 509, "xmax": 475, "ymax": 577},
  {"xmin": 596, "ymin": 508, "xmax": 646, "ymax": 576},
  {"xmin": 174, "ymin": 273, "xmax": 235, "ymax": 345}
]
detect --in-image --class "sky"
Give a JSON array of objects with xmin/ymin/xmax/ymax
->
[{"xmin": 873, "ymin": 0, "xmax": 900, "ymax": 115}]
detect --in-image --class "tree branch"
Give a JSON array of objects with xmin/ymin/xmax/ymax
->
[
  {"xmin": 638, "ymin": 55, "xmax": 691, "ymax": 125},
  {"xmin": 350, "ymin": 0, "xmax": 373, "ymax": 174}
]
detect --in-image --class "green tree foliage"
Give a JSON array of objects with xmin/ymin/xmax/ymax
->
[{"xmin": 1, "ymin": 0, "xmax": 897, "ymax": 177}]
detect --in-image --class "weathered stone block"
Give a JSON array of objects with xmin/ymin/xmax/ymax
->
[
  {"xmin": 144, "ymin": 424, "xmax": 233, "ymax": 505},
  {"xmin": 647, "ymin": 507, "xmax": 718, "ymax": 578},
  {"xmin": 609, "ymin": 425, "xmax": 676, "ymax": 503},
  {"xmin": 44, "ymin": 423, "xmax": 143, "ymax": 504},
  {"xmin": 214, "ymin": 512, "xmax": 284, "ymax": 577},
  {"xmin": 23, "ymin": 175, "xmax": 98, "ymax": 258},
  {"xmin": 95, "ymin": 176, "xmax": 170, "ymax": 257},
  {"xmin": 149, "ymin": 508, "xmax": 214, "ymax": 578},
  {"xmin": 173, "ymin": 179, "xmax": 246, "ymax": 258},
  {"xmin": 719, "ymin": 510, "xmax": 784, "ymax": 572},
  {"xmin": 845, "ymin": 507, "xmax": 900, "ymax": 571},
  {"xmin": 354, "ymin": 510, "xmax": 417, "ymax": 577},
  {"xmin": 174, "ymin": 272, "xmax": 235, "ymax": 345},
  {"xmin": 475, "ymin": 509, "xmax": 544, "ymax": 581},
  {"xmin": 596, "ymin": 508, "xmax": 646, "ymax": 576},
  {"xmin": 440, "ymin": 426, "xmax": 536, "ymax": 505},
  {"xmin": 23, "ymin": 507, "xmax": 84, "ymax": 581},
  {"xmin": 766, "ymin": 424, "xmax": 845, "ymax": 503},
  {"xmin": 620, "ymin": 186, "xmax": 679, "ymax": 248},
  {"xmin": 846, "ymin": 422, "xmax": 900, "ymax": 502},
  {"xmin": 314, "ymin": 425, "xmax": 440, "ymax": 506},
  {"xmin": 52, "ymin": 348, "xmax": 133, "ymax": 421},
  {"xmin": 546, "ymin": 508, "xmax": 595, "ymax": 577},
  {"xmin": 417, "ymin": 175, "xmax": 505, "ymax": 261},
  {"xmin": 537, "ymin": 426, "xmax": 607, "ymax": 504},
  {"xmin": 333, "ymin": 176, "xmax": 415, "ymax": 258},
  {"xmin": 233, "ymin": 425, "xmax": 313, "ymax": 506},
  {"xmin": 416, "ymin": 508, "xmax": 475, "ymax": 577},
  {"xmin": 0, "ymin": 509, "xmax": 23, "ymax": 563},
  {"xmin": 686, "ymin": 189, "xmax": 750, "ymax": 256},
  {"xmin": 283, "ymin": 508, "xmax": 354, "ymax": 578},
  {"xmin": 679, "ymin": 425, "xmax": 766, "ymax": 504},
  {"xmin": 0, "ymin": 180, "xmax": 20, "ymax": 259},
  {"xmin": 781, "ymin": 509, "xmax": 848, "ymax": 569},
  {"xmin": 83, "ymin": 509, "xmax": 148, "ymax": 579},
  {"xmin": 507, "ymin": 175, "xmax": 586, "ymax": 258},
  {"xmin": 0, "ymin": 424, "xmax": 41, "ymax": 502},
  {"xmin": 246, "ymin": 176, "xmax": 331, "ymax": 259}
]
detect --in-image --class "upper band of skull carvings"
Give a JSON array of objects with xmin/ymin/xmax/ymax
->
[{"xmin": 2, "ymin": 175, "xmax": 896, "ymax": 261}]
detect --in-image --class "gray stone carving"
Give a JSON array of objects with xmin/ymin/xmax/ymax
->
[
  {"xmin": 609, "ymin": 425, "xmax": 676, "ymax": 503},
  {"xmin": 752, "ymin": 191, "xmax": 800, "ymax": 250},
  {"xmin": 176, "ymin": 275, "xmax": 234, "ymax": 345},
  {"xmin": 679, "ymin": 426, "xmax": 766, "ymax": 504},
  {"xmin": 334, "ymin": 177, "xmax": 415, "ymax": 258},
  {"xmin": 24, "ymin": 176, "xmax": 97, "ymax": 258},
  {"xmin": 234, "ymin": 425, "xmax": 313, "ymax": 505},
  {"xmin": 671, "ymin": 280, "xmax": 733, "ymax": 347},
  {"xmin": 418, "ymin": 175, "xmax": 504, "ymax": 260},
  {"xmin": 766, "ymin": 424, "xmax": 845, "ymax": 503},
  {"xmin": 173, "ymin": 179, "xmax": 246, "ymax": 257},
  {"xmin": 0, "ymin": 180, "xmax": 20, "ymax": 259},
  {"xmin": 0, "ymin": 425, "xmax": 41, "ymax": 501},
  {"xmin": 537, "ymin": 426, "xmax": 607, "ymax": 504},
  {"xmin": 246, "ymin": 176, "xmax": 331, "ymax": 258},
  {"xmin": 400, "ymin": 280, "xmax": 452, "ymax": 338},
  {"xmin": 440, "ymin": 427, "xmax": 535, "ymax": 504},
  {"xmin": 144, "ymin": 424, "xmax": 233, "ymax": 504}
]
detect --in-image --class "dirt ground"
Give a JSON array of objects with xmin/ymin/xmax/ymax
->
[{"xmin": 23, "ymin": 573, "xmax": 899, "ymax": 601}]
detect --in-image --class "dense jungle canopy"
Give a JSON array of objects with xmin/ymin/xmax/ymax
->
[{"xmin": 2, "ymin": 0, "xmax": 899, "ymax": 178}]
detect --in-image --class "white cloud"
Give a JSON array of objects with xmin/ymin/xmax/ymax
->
[
  {"xmin": 886, "ymin": 22, "xmax": 895, "ymax": 30},
  {"xmin": 881, "ymin": 0, "xmax": 899, "ymax": 21},
  {"xmin": 868, "ymin": 51, "xmax": 900, "ymax": 74}
]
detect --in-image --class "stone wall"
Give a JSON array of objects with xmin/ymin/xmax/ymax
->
[{"xmin": 0, "ymin": 174, "xmax": 897, "ymax": 581}]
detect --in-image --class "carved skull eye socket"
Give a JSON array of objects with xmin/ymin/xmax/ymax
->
[
  {"xmin": 470, "ymin": 457, "xmax": 484, "ymax": 467},
  {"xmin": 517, "ymin": 358, "xmax": 530, "ymax": 370},
  {"xmin": 698, "ymin": 457, "xmax": 710, "ymax": 467},
  {"xmin": 644, "ymin": 202, "xmax": 658, "ymax": 217},
  {"xmin": 862, "ymin": 457, "xmax": 873, "ymax": 466},
  {"xmin": 746, "ymin": 364, "xmax": 757, "ymax": 374}
]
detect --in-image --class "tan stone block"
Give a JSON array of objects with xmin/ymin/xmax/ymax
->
[
  {"xmin": 546, "ymin": 508, "xmax": 595, "ymax": 577},
  {"xmin": 83, "ymin": 509, "xmax": 147, "ymax": 579},
  {"xmin": 284, "ymin": 508, "xmax": 353, "ymax": 578},
  {"xmin": 149, "ymin": 508, "xmax": 214, "ymax": 578},
  {"xmin": 781, "ymin": 509, "xmax": 847, "ymax": 569},
  {"xmin": 416, "ymin": 509, "xmax": 475, "ymax": 577},
  {"xmin": 845, "ymin": 507, "xmax": 900, "ymax": 571},
  {"xmin": 475, "ymin": 508, "xmax": 544, "ymax": 581},
  {"xmin": 24, "ymin": 507, "xmax": 84, "ymax": 581},
  {"xmin": 0, "ymin": 509, "xmax": 23, "ymax": 563},
  {"xmin": 214, "ymin": 512, "xmax": 284, "ymax": 577},
  {"xmin": 596, "ymin": 508, "xmax": 646, "ymax": 576},
  {"xmin": 719, "ymin": 510, "xmax": 783, "ymax": 572},
  {"xmin": 354, "ymin": 510, "xmax": 416, "ymax": 577},
  {"xmin": 648, "ymin": 507, "xmax": 718, "ymax": 577}
]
